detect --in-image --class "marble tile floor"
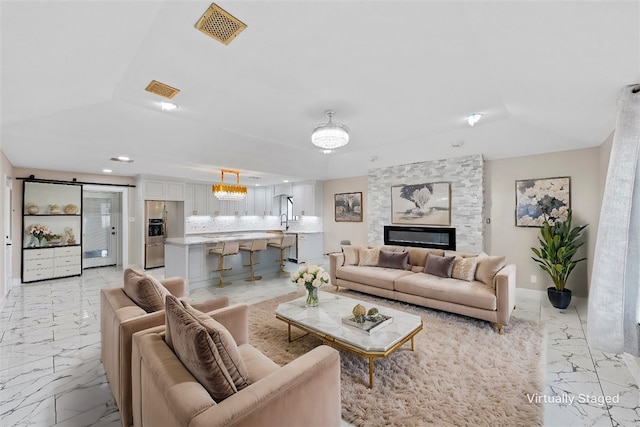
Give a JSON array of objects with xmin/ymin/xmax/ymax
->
[{"xmin": 0, "ymin": 262, "xmax": 638, "ymax": 426}]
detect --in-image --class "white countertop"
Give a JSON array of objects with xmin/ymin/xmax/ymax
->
[{"xmin": 165, "ymin": 232, "xmax": 281, "ymax": 247}]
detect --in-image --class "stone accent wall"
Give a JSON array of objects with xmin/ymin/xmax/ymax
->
[{"xmin": 367, "ymin": 155, "xmax": 484, "ymax": 252}]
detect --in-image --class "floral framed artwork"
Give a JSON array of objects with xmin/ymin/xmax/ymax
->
[
  {"xmin": 334, "ymin": 192, "xmax": 363, "ymax": 222},
  {"xmin": 391, "ymin": 182, "xmax": 451, "ymax": 225},
  {"xmin": 515, "ymin": 176, "xmax": 571, "ymax": 227}
]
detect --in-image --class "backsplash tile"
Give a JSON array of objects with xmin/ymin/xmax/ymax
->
[{"xmin": 185, "ymin": 215, "xmax": 322, "ymax": 234}]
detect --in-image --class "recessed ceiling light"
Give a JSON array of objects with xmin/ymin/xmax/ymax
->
[
  {"xmin": 466, "ymin": 113, "xmax": 483, "ymax": 126},
  {"xmin": 110, "ymin": 156, "xmax": 133, "ymax": 163},
  {"xmin": 102, "ymin": 169, "xmax": 112, "ymax": 173},
  {"xmin": 159, "ymin": 101, "xmax": 178, "ymax": 111},
  {"xmin": 283, "ymin": 180, "xmax": 289, "ymax": 183}
]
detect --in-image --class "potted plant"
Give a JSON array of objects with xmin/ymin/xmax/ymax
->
[{"xmin": 531, "ymin": 209, "xmax": 588, "ymax": 309}]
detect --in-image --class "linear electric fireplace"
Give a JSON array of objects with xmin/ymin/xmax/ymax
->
[{"xmin": 384, "ymin": 225, "xmax": 456, "ymax": 251}]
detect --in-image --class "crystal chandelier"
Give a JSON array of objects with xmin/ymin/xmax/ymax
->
[
  {"xmin": 311, "ymin": 110, "xmax": 350, "ymax": 149},
  {"xmin": 212, "ymin": 169, "xmax": 247, "ymax": 200}
]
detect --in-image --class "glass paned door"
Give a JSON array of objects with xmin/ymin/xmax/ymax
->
[{"xmin": 83, "ymin": 191, "xmax": 120, "ymax": 268}]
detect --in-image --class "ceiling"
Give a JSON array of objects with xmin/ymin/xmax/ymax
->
[{"xmin": 2, "ymin": 1, "xmax": 639, "ymax": 186}]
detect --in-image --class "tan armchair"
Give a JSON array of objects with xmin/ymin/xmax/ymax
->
[
  {"xmin": 100, "ymin": 275, "xmax": 229, "ymax": 427},
  {"xmin": 131, "ymin": 304, "xmax": 342, "ymax": 427}
]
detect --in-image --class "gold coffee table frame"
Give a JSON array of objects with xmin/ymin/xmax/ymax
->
[{"xmin": 276, "ymin": 313, "xmax": 423, "ymax": 388}]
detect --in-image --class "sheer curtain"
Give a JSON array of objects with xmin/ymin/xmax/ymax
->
[{"xmin": 588, "ymin": 85, "xmax": 640, "ymax": 356}]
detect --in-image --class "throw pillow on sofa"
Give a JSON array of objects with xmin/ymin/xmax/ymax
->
[
  {"xmin": 123, "ymin": 268, "xmax": 169, "ymax": 313},
  {"xmin": 342, "ymin": 245, "xmax": 361, "ymax": 266},
  {"xmin": 424, "ymin": 254, "xmax": 456, "ymax": 278},
  {"xmin": 164, "ymin": 295, "xmax": 250, "ymax": 402},
  {"xmin": 451, "ymin": 256, "xmax": 478, "ymax": 282},
  {"xmin": 475, "ymin": 253, "xmax": 507, "ymax": 287},
  {"xmin": 358, "ymin": 247, "xmax": 380, "ymax": 266},
  {"xmin": 378, "ymin": 250, "xmax": 410, "ymax": 270}
]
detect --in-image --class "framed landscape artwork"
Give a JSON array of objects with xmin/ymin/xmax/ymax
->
[
  {"xmin": 334, "ymin": 192, "xmax": 363, "ymax": 222},
  {"xmin": 391, "ymin": 182, "xmax": 451, "ymax": 225},
  {"xmin": 515, "ymin": 176, "xmax": 571, "ymax": 227}
]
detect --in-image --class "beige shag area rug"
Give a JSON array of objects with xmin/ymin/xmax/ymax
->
[{"xmin": 248, "ymin": 289, "xmax": 545, "ymax": 427}]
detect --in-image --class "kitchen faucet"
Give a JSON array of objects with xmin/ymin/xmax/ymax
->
[{"xmin": 280, "ymin": 213, "xmax": 289, "ymax": 230}]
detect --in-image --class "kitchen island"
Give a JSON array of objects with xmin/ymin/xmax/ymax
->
[{"xmin": 164, "ymin": 232, "xmax": 287, "ymax": 290}]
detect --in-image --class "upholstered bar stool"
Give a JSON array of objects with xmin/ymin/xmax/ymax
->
[
  {"xmin": 239, "ymin": 239, "xmax": 268, "ymax": 281},
  {"xmin": 208, "ymin": 241, "xmax": 240, "ymax": 287},
  {"xmin": 268, "ymin": 234, "xmax": 296, "ymax": 276}
]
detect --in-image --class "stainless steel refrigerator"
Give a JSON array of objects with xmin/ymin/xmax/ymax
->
[{"xmin": 144, "ymin": 201, "xmax": 166, "ymax": 269}]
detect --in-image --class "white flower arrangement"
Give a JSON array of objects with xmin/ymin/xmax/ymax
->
[{"xmin": 290, "ymin": 265, "xmax": 330, "ymax": 289}]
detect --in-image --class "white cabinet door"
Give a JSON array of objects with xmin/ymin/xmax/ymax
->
[
  {"xmin": 293, "ymin": 183, "xmax": 316, "ymax": 216},
  {"xmin": 184, "ymin": 184, "xmax": 195, "ymax": 216},
  {"xmin": 244, "ymin": 189, "xmax": 256, "ymax": 215},
  {"xmin": 185, "ymin": 184, "xmax": 208, "ymax": 216},
  {"xmin": 194, "ymin": 185, "xmax": 207, "ymax": 215},
  {"xmin": 207, "ymin": 189, "xmax": 220, "ymax": 215},
  {"xmin": 165, "ymin": 182, "xmax": 185, "ymax": 201},
  {"xmin": 296, "ymin": 233, "xmax": 323, "ymax": 264},
  {"xmin": 264, "ymin": 186, "xmax": 274, "ymax": 216},
  {"xmin": 297, "ymin": 234, "xmax": 309, "ymax": 263},
  {"xmin": 143, "ymin": 180, "xmax": 185, "ymax": 201},
  {"xmin": 144, "ymin": 180, "xmax": 166, "ymax": 199},
  {"xmin": 252, "ymin": 187, "xmax": 267, "ymax": 216}
]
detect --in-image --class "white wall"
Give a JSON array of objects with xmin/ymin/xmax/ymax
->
[
  {"xmin": 484, "ymin": 147, "xmax": 603, "ymax": 297},
  {"xmin": 322, "ymin": 176, "xmax": 369, "ymax": 253}
]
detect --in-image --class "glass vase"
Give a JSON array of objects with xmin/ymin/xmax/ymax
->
[
  {"xmin": 305, "ymin": 284, "xmax": 319, "ymax": 307},
  {"xmin": 29, "ymin": 235, "xmax": 39, "ymax": 247}
]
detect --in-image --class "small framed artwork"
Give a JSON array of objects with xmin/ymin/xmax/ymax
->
[
  {"xmin": 334, "ymin": 192, "xmax": 363, "ymax": 222},
  {"xmin": 391, "ymin": 182, "xmax": 451, "ymax": 225},
  {"xmin": 515, "ymin": 176, "xmax": 571, "ymax": 227}
]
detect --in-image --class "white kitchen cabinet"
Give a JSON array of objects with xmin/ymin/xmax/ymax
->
[
  {"xmin": 264, "ymin": 186, "xmax": 274, "ymax": 215},
  {"xmin": 296, "ymin": 233, "xmax": 323, "ymax": 264},
  {"xmin": 207, "ymin": 189, "xmax": 221, "ymax": 215},
  {"xmin": 249, "ymin": 187, "xmax": 274, "ymax": 216},
  {"xmin": 22, "ymin": 180, "xmax": 83, "ymax": 283},
  {"xmin": 185, "ymin": 183, "xmax": 208, "ymax": 216},
  {"xmin": 292, "ymin": 181, "xmax": 323, "ymax": 216},
  {"xmin": 243, "ymin": 189, "xmax": 256, "ymax": 215},
  {"xmin": 142, "ymin": 179, "xmax": 185, "ymax": 201}
]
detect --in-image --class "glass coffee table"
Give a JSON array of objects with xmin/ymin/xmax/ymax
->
[{"xmin": 275, "ymin": 293, "xmax": 423, "ymax": 388}]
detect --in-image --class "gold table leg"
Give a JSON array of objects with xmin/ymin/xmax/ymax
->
[{"xmin": 368, "ymin": 358, "xmax": 374, "ymax": 388}]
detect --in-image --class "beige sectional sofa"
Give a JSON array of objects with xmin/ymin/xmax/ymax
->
[{"xmin": 329, "ymin": 245, "xmax": 516, "ymax": 333}]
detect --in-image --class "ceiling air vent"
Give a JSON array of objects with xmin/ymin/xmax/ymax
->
[
  {"xmin": 145, "ymin": 80, "xmax": 180, "ymax": 99},
  {"xmin": 195, "ymin": 3, "xmax": 247, "ymax": 45}
]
